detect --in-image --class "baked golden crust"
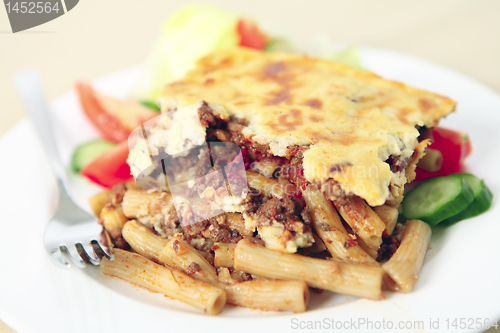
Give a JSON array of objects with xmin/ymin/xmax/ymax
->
[{"xmin": 158, "ymin": 47, "xmax": 456, "ymax": 206}]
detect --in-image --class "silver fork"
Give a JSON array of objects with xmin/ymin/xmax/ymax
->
[{"xmin": 15, "ymin": 70, "xmax": 113, "ymax": 269}]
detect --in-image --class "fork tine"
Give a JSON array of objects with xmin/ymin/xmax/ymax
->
[
  {"xmin": 48, "ymin": 248, "xmax": 71, "ymax": 269},
  {"xmin": 60, "ymin": 245, "xmax": 86, "ymax": 269},
  {"xmin": 76, "ymin": 243, "xmax": 100, "ymax": 266},
  {"xmin": 91, "ymin": 240, "xmax": 113, "ymax": 261},
  {"xmin": 58, "ymin": 246, "xmax": 73, "ymax": 268}
]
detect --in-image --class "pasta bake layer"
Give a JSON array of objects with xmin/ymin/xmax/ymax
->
[
  {"xmin": 156, "ymin": 47, "xmax": 456, "ymax": 206},
  {"xmin": 96, "ymin": 47, "xmax": 451, "ymax": 313}
]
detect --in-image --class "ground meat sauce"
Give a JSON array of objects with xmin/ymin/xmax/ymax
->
[
  {"xmin": 386, "ymin": 154, "xmax": 409, "ymax": 173},
  {"xmin": 254, "ymin": 196, "xmax": 311, "ymax": 234},
  {"xmin": 284, "ymin": 145, "xmax": 307, "ymax": 159},
  {"xmin": 237, "ymin": 271, "xmax": 252, "ymax": 282},
  {"xmin": 321, "ymin": 179, "xmax": 348, "ymax": 205},
  {"xmin": 208, "ymin": 216, "xmax": 241, "ymax": 243},
  {"xmin": 278, "ymin": 163, "xmax": 306, "ymax": 195},
  {"xmin": 226, "ymin": 118, "xmax": 310, "ymax": 160},
  {"xmin": 197, "ymin": 101, "xmax": 217, "ymax": 128},
  {"xmin": 377, "ymin": 233, "xmax": 402, "ymax": 261},
  {"xmin": 157, "ymin": 148, "xmax": 200, "ymax": 179},
  {"xmin": 186, "ymin": 143, "xmax": 248, "ymax": 199},
  {"xmin": 181, "ymin": 219, "xmax": 209, "ymax": 239},
  {"xmin": 186, "ymin": 262, "xmax": 201, "ymax": 276},
  {"xmin": 300, "ymin": 205, "xmax": 312, "ymax": 225},
  {"xmin": 109, "ymin": 183, "xmax": 127, "ymax": 205},
  {"xmin": 227, "ymin": 119, "xmax": 272, "ymax": 156},
  {"xmin": 209, "ymin": 225, "xmax": 233, "ymax": 243},
  {"xmin": 227, "ymin": 119, "xmax": 247, "ymax": 146}
]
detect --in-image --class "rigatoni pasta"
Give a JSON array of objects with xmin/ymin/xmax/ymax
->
[
  {"xmin": 95, "ymin": 163, "xmax": 436, "ymax": 315},
  {"xmin": 356, "ymin": 238, "xmax": 379, "ymax": 260},
  {"xmin": 373, "ymin": 204, "xmax": 399, "ymax": 236},
  {"xmin": 88, "ymin": 189, "xmax": 110, "ymax": 216},
  {"xmin": 101, "ymin": 249, "xmax": 226, "ymax": 315},
  {"xmin": 121, "ymin": 220, "xmax": 310, "ymax": 312},
  {"xmin": 212, "ymin": 242, "xmax": 235, "ymax": 268},
  {"xmin": 122, "ymin": 188, "xmax": 173, "ymax": 220},
  {"xmin": 246, "ymin": 170, "xmax": 284, "ymax": 199},
  {"xmin": 100, "ymin": 205, "xmax": 128, "ymax": 233},
  {"xmin": 224, "ymin": 280, "xmax": 310, "ymax": 312},
  {"xmin": 234, "ymin": 239, "xmax": 385, "ymax": 300},
  {"xmin": 160, "ymin": 237, "xmax": 219, "ymax": 284},
  {"xmin": 103, "ymin": 183, "xmax": 433, "ymax": 314},
  {"xmin": 334, "ymin": 196, "xmax": 386, "ymax": 249},
  {"xmin": 382, "ymin": 219, "xmax": 431, "ymax": 293},
  {"xmin": 302, "ymin": 186, "xmax": 378, "ymax": 265},
  {"xmin": 121, "ymin": 220, "xmax": 168, "ymax": 259},
  {"xmin": 224, "ymin": 213, "xmax": 253, "ymax": 237}
]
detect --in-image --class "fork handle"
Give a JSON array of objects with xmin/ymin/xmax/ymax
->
[{"xmin": 14, "ymin": 70, "xmax": 66, "ymax": 184}]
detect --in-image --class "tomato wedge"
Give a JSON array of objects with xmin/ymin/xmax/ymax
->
[
  {"xmin": 237, "ymin": 18, "xmax": 269, "ymax": 50},
  {"xmin": 76, "ymin": 82, "xmax": 158, "ymax": 143},
  {"xmin": 415, "ymin": 127, "xmax": 472, "ymax": 181},
  {"xmin": 80, "ymin": 141, "xmax": 132, "ymax": 188}
]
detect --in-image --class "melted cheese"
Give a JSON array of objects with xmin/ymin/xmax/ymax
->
[
  {"xmin": 127, "ymin": 101, "xmax": 227, "ymax": 179},
  {"xmin": 258, "ymin": 223, "xmax": 314, "ymax": 253},
  {"xmin": 158, "ymin": 48, "xmax": 456, "ymax": 206}
]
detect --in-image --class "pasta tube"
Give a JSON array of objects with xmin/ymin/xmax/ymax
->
[
  {"xmin": 121, "ymin": 188, "xmax": 171, "ymax": 218},
  {"xmin": 123, "ymin": 221, "xmax": 218, "ymax": 284},
  {"xmin": 302, "ymin": 186, "xmax": 378, "ymax": 265},
  {"xmin": 225, "ymin": 213, "xmax": 253, "ymax": 237},
  {"xmin": 373, "ymin": 204, "xmax": 399, "ymax": 236},
  {"xmin": 382, "ymin": 219, "xmax": 431, "ymax": 293},
  {"xmin": 334, "ymin": 195, "xmax": 386, "ymax": 249},
  {"xmin": 122, "ymin": 221, "xmax": 310, "ymax": 311},
  {"xmin": 234, "ymin": 239, "xmax": 384, "ymax": 300},
  {"xmin": 224, "ymin": 280, "xmax": 309, "ymax": 312},
  {"xmin": 160, "ymin": 237, "xmax": 219, "ymax": 285},
  {"xmin": 101, "ymin": 249, "xmax": 226, "ymax": 315},
  {"xmin": 251, "ymin": 159, "xmax": 281, "ymax": 178},
  {"xmin": 163, "ymin": 240, "xmax": 309, "ymax": 311},
  {"xmin": 356, "ymin": 238, "xmax": 379, "ymax": 259},
  {"xmin": 417, "ymin": 148, "xmax": 443, "ymax": 172},
  {"xmin": 212, "ymin": 242, "xmax": 235, "ymax": 268},
  {"xmin": 100, "ymin": 205, "xmax": 128, "ymax": 232},
  {"xmin": 88, "ymin": 190, "xmax": 110, "ymax": 216},
  {"xmin": 121, "ymin": 220, "xmax": 168, "ymax": 259},
  {"xmin": 246, "ymin": 170, "xmax": 284, "ymax": 198}
]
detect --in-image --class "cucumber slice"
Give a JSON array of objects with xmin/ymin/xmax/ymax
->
[
  {"xmin": 402, "ymin": 174, "xmax": 474, "ymax": 226},
  {"xmin": 264, "ymin": 38, "xmax": 297, "ymax": 54},
  {"xmin": 139, "ymin": 100, "xmax": 161, "ymax": 112},
  {"xmin": 71, "ymin": 140, "xmax": 116, "ymax": 172},
  {"xmin": 441, "ymin": 174, "xmax": 493, "ymax": 225}
]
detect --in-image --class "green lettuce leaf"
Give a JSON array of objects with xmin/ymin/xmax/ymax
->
[
  {"xmin": 132, "ymin": 5, "xmax": 239, "ymax": 101},
  {"xmin": 330, "ymin": 46, "xmax": 363, "ymax": 69}
]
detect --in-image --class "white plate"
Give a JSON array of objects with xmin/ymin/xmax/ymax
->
[{"xmin": 1, "ymin": 47, "xmax": 499, "ymax": 333}]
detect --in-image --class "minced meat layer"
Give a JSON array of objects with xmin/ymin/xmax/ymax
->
[{"xmin": 103, "ymin": 104, "xmax": 400, "ymax": 261}]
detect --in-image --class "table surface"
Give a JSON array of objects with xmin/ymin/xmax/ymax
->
[{"xmin": 1, "ymin": 1, "xmax": 499, "ymax": 332}]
